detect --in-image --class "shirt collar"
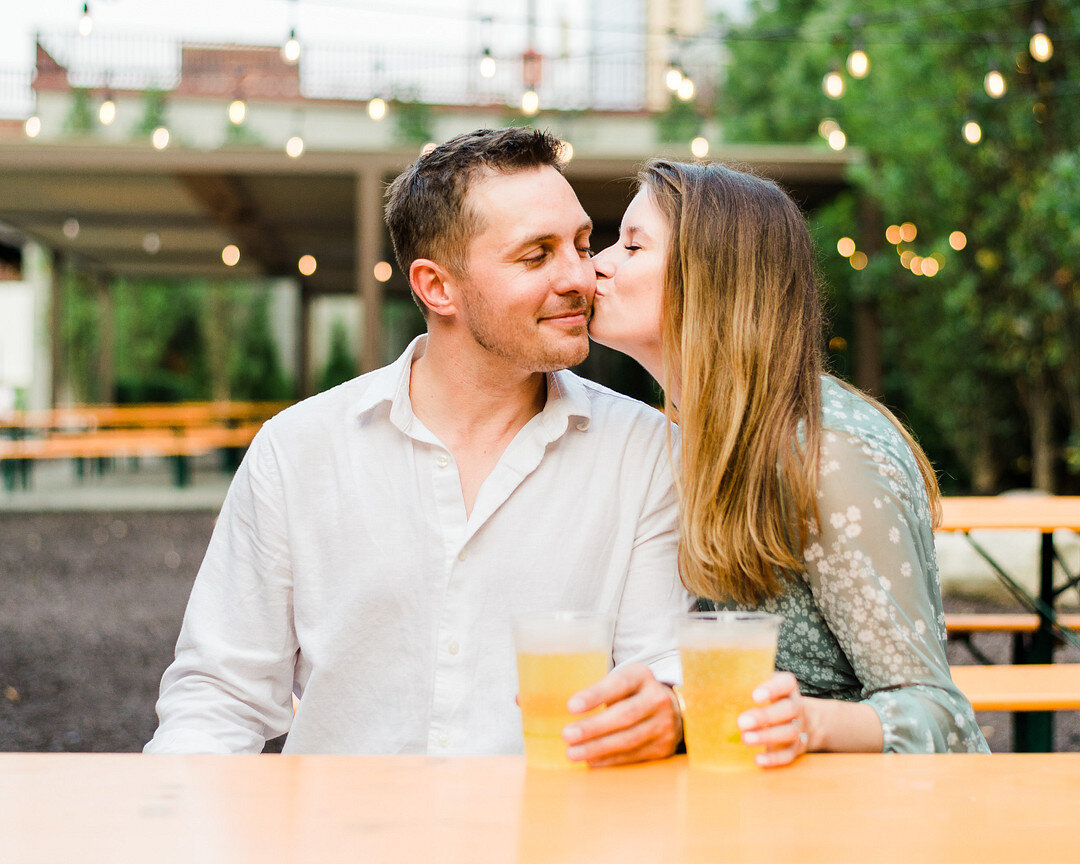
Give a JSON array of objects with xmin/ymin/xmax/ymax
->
[{"xmin": 355, "ymin": 334, "xmax": 594, "ymax": 438}]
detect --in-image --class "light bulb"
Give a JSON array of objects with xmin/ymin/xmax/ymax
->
[
  {"xmin": 228, "ymin": 99, "xmax": 246, "ymax": 125},
  {"xmin": 298, "ymin": 254, "xmax": 317, "ymax": 276},
  {"xmin": 837, "ymin": 237, "xmax": 856, "ymax": 257},
  {"xmin": 282, "ymin": 31, "xmax": 300, "ymax": 64},
  {"xmin": 480, "ymin": 52, "xmax": 496, "ymax": 79},
  {"xmin": 24, "ymin": 115, "xmax": 41, "ymax": 138},
  {"xmin": 962, "ymin": 120, "xmax": 982, "ymax": 145},
  {"xmin": 368, "ymin": 97, "xmax": 387, "ymax": 121},
  {"xmin": 921, "ymin": 257, "xmax": 940, "ymax": 277},
  {"xmin": 98, "ymin": 98, "xmax": 116, "ymax": 125},
  {"xmin": 1030, "ymin": 22, "xmax": 1053, "ymax": 62},
  {"xmin": 949, "ymin": 231, "xmax": 967, "ymax": 251},
  {"xmin": 79, "ymin": 3, "xmax": 93, "ymax": 37},
  {"xmin": 222, "ymin": 245, "xmax": 240, "ymax": 266},
  {"xmin": 846, "ymin": 49, "xmax": 869, "ymax": 79},
  {"xmin": 690, "ymin": 136, "xmax": 709, "ymax": 159},
  {"xmin": 827, "ymin": 129, "xmax": 847, "ymax": 151},
  {"xmin": 818, "ymin": 118, "xmax": 839, "ymax": 139},
  {"xmin": 823, "ymin": 70, "xmax": 845, "ymax": 99},
  {"xmin": 142, "ymin": 232, "xmax": 161, "ymax": 254},
  {"xmin": 984, "ymin": 68, "xmax": 1006, "ymax": 98},
  {"xmin": 900, "ymin": 222, "xmax": 917, "ymax": 243},
  {"xmin": 557, "ymin": 141, "xmax": 573, "ymax": 163},
  {"xmin": 63, "ymin": 218, "xmax": 80, "ymax": 239},
  {"xmin": 152, "ymin": 127, "xmax": 170, "ymax": 150},
  {"xmin": 285, "ymin": 135, "xmax": 304, "ymax": 158},
  {"xmin": 885, "ymin": 225, "xmax": 902, "ymax": 245},
  {"xmin": 677, "ymin": 77, "xmax": 695, "ymax": 101},
  {"xmin": 521, "ymin": 90, "xmax": 539, "ymax": 115},
  {"xmin": 374, "ymin": 261, "xmax": 393, "ymax": 282},
  {"xmin": 665, "ymin": 67, "xmax": 683, "ymax": 91}
]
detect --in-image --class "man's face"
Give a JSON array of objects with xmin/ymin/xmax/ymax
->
[{"xmin": 451, "ymin": 166, "xmax": 595, "ymax": 373}]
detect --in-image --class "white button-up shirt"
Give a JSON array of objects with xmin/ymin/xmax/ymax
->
[{"xmin": 146, "ymin": 337, "xmax": 688, "ymax": 755}]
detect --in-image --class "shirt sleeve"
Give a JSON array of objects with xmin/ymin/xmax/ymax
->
[
  {"xmin": 144, "ymin": 427, "xmax": 298, "ymax": 754},
  {"xmin": 801, "ymin": 427, "xmax": 988, "ymax": 753},
  {"xmin": 610, "ymin": 426, "xmax": 692, "ymax": 686}
]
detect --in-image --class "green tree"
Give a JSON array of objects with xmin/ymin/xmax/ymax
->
[
  {"xmin": 720, "ymin": 0, "xmax": 1080, "ymax": 492},
  {"xmin": 229, "ymin": 291, "xmax": 291, "ymax": 400},
  {"xmin": 317, "ymin": 318, "xmax": 358, "ymax": 393}
]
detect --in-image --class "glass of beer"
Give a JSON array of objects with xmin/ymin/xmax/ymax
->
[
  {"xmin": 677, "ymin": 611, "xmax": 781, "ymax": 770},
  {"xmin": 513, "ymin": 612, "xmax": 613, "ymax": 769}
]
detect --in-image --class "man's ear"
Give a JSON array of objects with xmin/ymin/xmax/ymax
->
[{"xmin": 409, "ymin": 259, "xmax": 459, "ymax": 318}]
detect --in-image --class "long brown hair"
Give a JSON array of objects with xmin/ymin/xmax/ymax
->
[{"xmin": 640, "ymin": 160, "xmax": 940, "ymax": 605}]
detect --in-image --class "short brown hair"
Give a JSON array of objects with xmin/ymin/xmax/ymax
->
[{"xmin": 384, "ymin": 127, "xmax": 564, "ymax": 313}]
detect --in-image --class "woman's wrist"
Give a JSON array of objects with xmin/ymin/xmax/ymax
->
[{"xmin": 802, "ymin": 696, "xmax": 884, "ymax": 753}]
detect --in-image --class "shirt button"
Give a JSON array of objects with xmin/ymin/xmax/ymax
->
[
  {"xmin": 437, "ymin": 733, "xmax": 450, "ymax": 747},
  {"xmin": 457, "ymin": 549, "xmax": 467, "ymax": 562},
  {"xmin": 448, "ymin": 641, "xmax": 460, "ymax": 655},
  {"xmin": 436, "ymin": 453, "xmax": 450, "ymax": 468}
]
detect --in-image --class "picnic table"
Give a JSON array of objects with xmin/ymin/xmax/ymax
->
[
  {"xmin": 938, "ymin": 495, "xmax": 1080, "ymax": 751},
  {"xmin": 4, "ymin": 753, "xmax": 1078, "ymax": 863}
]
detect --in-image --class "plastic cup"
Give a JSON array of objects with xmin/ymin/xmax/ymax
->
[
  {"xmin": 513, "ymin": 612, "xmax": 613, "ymax": 769},
  {"xmin": 677, "ymin": 611, "xmax": 781, "ymax": 770}
]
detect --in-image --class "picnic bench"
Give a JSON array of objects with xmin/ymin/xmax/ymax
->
[
  {"xmin": 0, "ymin": 401, "xmax": 289, "ymax": 489},
  {"xmin": 951, "ymin": 663, "xmax": 1080, "ymax": 712}
]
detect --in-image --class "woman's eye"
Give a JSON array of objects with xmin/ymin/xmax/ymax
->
[
  {"xmin": 624, "ymin": 244, "xmax": 641, "ymax": 253},
  {"xmin": 577, "ymin": 246, "xmax": 593, "ymax": 258}
]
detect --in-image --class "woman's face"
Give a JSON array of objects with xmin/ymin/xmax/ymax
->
[{"xmin": 589, "ymin": 188, "xmax": 670, "ymax": 367}]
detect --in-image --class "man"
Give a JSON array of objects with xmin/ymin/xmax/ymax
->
[{"xmin": 146, "ymin": 127, "xmax": 687, "ymax": 765}]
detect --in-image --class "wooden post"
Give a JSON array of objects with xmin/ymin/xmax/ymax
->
[
  {"xmin": 357, "ymin": 168, "xmax": 384, "ymax": 372},
  {"xmin": 49, "ymin": 253, "xmax": 65, "ymax": 407},
  {"xmin": 96, "ymin": 273, "xmax": 115, "ymax": 403},
  {"xmin": 298, "ymin": 287, "xmax": 311, "ymax": 398}
]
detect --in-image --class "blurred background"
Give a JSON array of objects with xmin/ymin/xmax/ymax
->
[{"xmin": 0, "ymin": 0, "xmax": 1078, "ymax": 753}]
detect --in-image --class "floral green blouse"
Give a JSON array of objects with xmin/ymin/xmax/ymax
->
[{"xmin": 702, "ymin": 376, "xmax": 989, "ymax": 753}]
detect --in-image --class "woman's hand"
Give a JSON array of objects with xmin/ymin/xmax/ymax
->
[{"xmin": 736, "ymin": 671, "xmax": 813, "ymax": 768}]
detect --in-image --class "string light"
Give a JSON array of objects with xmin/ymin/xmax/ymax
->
[
  {"xmin": 98, "ymin": 93, "xmax": 116, "ymax": 125},
  {"xmin": 282, "ymin": 29, "xmax": 301, "ymax": 64},
  {"xmin": 367, "ymin": 97, "xmax": 387, "ymax": 120},
  {"xmin": 665, "ymin": 66, "xmax": 683, "ymax": 92},
  {"xmin": 850, "ymin": 251, "xmax": 868, "ymax": 270},
  {"xmin": 846, "ymin": 47, "xmax": 869, "ymax": 79},
  {"xmin": 900, "ymin": 250, "xmax": 915, "ymax": 268},
  {"xmin": 298, "ymin": 254, "xmax": 317, "ymax": 276},
  {"xmin": 62, "ymin": 218, "xmax": 80, "ymax": 239},
  {"xmin": 374, "ymin": 261, "xmax": 393, "ymax": 282},
  {"xmin": 962, "ymin": 119, "xmax": 982, "ymax": 144},
  {"xmin": 827, "ymin": 129, "xmax": 847, "ymax": 151},
  {"xmin": 818, "ymin": 118, "xmax": 839, "ymax": 140},
  {"xmin": 24, "ymin": 116, "xmax": 41, "ymax": 138},
  {"xmin": 420, "ymin": 141, "xmax": 437, "ymax": 156},
  {"xmin": 900, "ymin": 222, "xmax": 917, "ymax": 242},
  {"xmin": 222, "ymin": 245, "xmax": 240, "ymax": 266},
  {"xmin": 690, "ymin": 136, "xmax": 709, "ymax": 158},
  {"xmin": 285, "ymin": 135, "xmax": 304, "ymax": 158},
  {"xmin": 557, "ymin": 140, "xmax": 574, "ymax": 163},
  {"xmin": 228, "ymin": 99, "xmax": 247, "ymax": 125},
  {"xmin": 78, "ymin": 3, "xmax": 93, "ymax": 37},
  {"xmin": 142, "ymin": 232, "xmax": 161, "ymax": 254},
  {"xmin": 837, "ymin": 237, "xmax": 856, "ymax": 257},
  {"xmin": 984, "ymin": 66, "xmax": 1006, "ymax": 99},
  {"xmin": 823, "ymin": 65, "xmax": 845, "ymax": 99},
  {"xmin": 885, "ymin": 225, "xmax": 902, "ymax": 245},
  {"xmin": 152, "ymin": 126, "xmax": 170, "ymax": 149},
  {"xmin": 910, "ymin": 255, "xmax": 924, "ymax": 276},
  {"xmin": 921, "ymin": 256, "xmax": 940, "ymax": 277},
  {"xmin": 479, "ymin": 48, "xmax": 496, "ymax": 79},
  {"xmin": 949, "ymin": 231, "xmax": 967, "ymax": 251},
  {"xmin": 677, "ymin": 77, "xmax": 695, "ymax": 101},
  {"xmin": 1029, "ymin": 20, "xmax": 1053, "ymax": 62},
  {"xmin": 521, "ymin": 90, "xmax": 539, "ymax": 115}
]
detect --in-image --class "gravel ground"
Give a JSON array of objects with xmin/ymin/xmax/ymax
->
[{"xmin": 1, "ymin": 510, "xmax": 1077, "ymax": 753}]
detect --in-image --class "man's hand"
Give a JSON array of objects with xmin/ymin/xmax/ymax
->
[{"xmin": 560, "ymin": 664, "xmax": 682, "ymax": 767}]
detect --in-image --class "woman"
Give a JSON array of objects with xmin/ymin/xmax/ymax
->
[{"xmin": 590, "ymin": 160, "xmax": 988, "ymax": 764}]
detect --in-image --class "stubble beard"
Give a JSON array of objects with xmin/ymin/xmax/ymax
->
[{"xmin": 460, "ymin": 288, "xmax": 591, "ymax": 373}]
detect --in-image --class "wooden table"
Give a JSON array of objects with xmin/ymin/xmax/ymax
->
[
  {"xmin": 952, "ymin": 663, "xmax": 1080, "ymax": 711},
  {"xmin": 939, "ymin": 495, "xmax": 1080, "ymax": 750},
  {"xmin": 4, "ymin": 754, "xmax": 1079, "ymax": 864}
]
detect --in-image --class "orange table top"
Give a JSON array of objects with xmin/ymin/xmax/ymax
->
[
  {"xmin": 939, "ymin": 495, "xmax": 1080, "ymax": 532},
  {"xmin": 4, "ymin": 753, "xmax": 1080, "ymax": 864},
  {"xmin": 951, "ymin": 663, "xmax": 1080, "ymax": 711}
]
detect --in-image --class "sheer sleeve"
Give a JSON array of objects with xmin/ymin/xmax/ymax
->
[{"xmin": 802, "ymin": 421, "xmax": 988, "ymax": 753}]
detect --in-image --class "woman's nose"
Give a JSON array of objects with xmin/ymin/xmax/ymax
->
[{"xmin": 592, "ymin": 247, "xmax": 616, "ymax": 279}]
